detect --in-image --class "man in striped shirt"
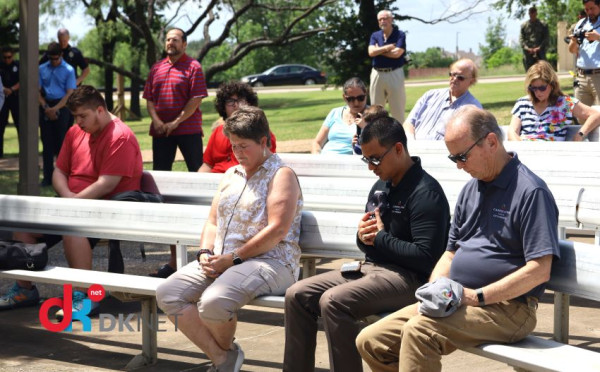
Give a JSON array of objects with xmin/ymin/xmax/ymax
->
[{"xmin": 143, "ymin": 28, "xmax": 208, "ymax": 172}]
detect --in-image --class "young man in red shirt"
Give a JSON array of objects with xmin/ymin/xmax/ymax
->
[{"xmin": 0, "ymin": 85, "xmax": 143, "ymax": 316}]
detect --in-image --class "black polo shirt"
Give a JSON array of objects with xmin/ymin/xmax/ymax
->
[
  {"xmin": 0, "ymin": 60, "xmax": 19, "ymax": 89},
  {"xmin": 357, "ymin": 157, "xmax": 451, "ymax": 282}
]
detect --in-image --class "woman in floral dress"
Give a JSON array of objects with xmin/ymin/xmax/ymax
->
[{"xmin": 508, "ymin": 60, "xmax": 600, "ymax": 141}]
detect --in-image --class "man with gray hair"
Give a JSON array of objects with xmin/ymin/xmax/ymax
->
[
  {"xmin": 403, "ymin": 58, "xmax": 482, "ymax": 140},
  {"xmin": 357, "ymin": 106, "xmax": 560, "ymax": 372},
  {"xmin": 368, "ymin": 9, "xmax": 407, "ymax": 122}
]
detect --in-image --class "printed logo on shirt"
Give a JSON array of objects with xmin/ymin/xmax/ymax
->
[
  {"xmin": 391, "ymin": 202, "xmax": 406, "ymax": 215},
  {"xmin": 492, "ymin": 204, "xmax": 510, "ymax": 220}
]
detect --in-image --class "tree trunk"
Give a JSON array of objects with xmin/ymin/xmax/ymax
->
[{"xmin": 103, "ymin": 42, "xmax": 114, "ymax": 111}]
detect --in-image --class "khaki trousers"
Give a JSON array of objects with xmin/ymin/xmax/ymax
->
[
  {"xmin": 369, "ymin": 68, "xmax": 406, "ymax": 123},
  {"xmin": 356, "ymin": 299, "xmax": 537, "ymax": 372},
  {"xmin": 575, "ymin": 72, "xmax": 600, "ymax": 106}
]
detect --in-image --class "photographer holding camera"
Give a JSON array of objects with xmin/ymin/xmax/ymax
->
[
  {"xmin": 283, "ymin": 116, "xmax": 450, "ymax": 372},
  {"xmin": 569, "ymin": 0, "xmax": 600, "ymax": 105}
]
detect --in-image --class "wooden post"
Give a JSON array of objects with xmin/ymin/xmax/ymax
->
[{"xmin": 112, "ymin": 68, "xmax": 139, "ymax": 120}]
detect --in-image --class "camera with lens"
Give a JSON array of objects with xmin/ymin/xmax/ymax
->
[{"xmin": 571, "ymin": 28, "xmax": 592, "ymax": 44}]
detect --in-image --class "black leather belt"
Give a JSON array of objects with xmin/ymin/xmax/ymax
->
[
  {"xmin": 374, "ymin": 66, "xmax": 400, "ymax": 72},
  {"xmin": 577, "ymin": 67, "xmax": 600, "ymax": 75},
  {"xmin": 514, "ymin": 296, "xmax": 538, "ymax": 310}
]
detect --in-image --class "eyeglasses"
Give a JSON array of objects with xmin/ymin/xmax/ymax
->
[
  {"xmin": 449, "ymin": 72, "xmax": 469, "ymax": 81},
  {"xmin": 378, "ymin": 16, "xmax": 391, "ymax": 21},
  {"xmin": 528, "ymin": 85, "xmax": 548, "ymax": 92},
  {"xmin": 361, "ymin": 146, "xmax": 394, "ymax": 166},
  {"xmin": 344, "ymin": 95, "xmax": 366, "ymax": 103},
  {"xmin": 2, "ymin": 55, "xmax": 12, "ymax": 60},
  {"xmin": 447, "ymin": 133, "xmax": 489, "ymax": 163},
  {"xmin": 225, "ymin": 98, "xmax": 246, "ymax": 107},
  {"xmin": 49, "ymin": 56, "xmax": 60, "ymax": 61}
]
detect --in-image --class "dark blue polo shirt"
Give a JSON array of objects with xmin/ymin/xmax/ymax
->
[
  {"xmin": 0, "ymin": 60, "xmax": 19, "ymax": 89},
  {"xmin": 447, "ymin": 153, "xmax": 560, "ymax": 299},
  {"xmin": 369, "ymin": 25, "xmax": 406, "ymax": 69}
]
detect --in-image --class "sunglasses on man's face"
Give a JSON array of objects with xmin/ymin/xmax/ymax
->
[
  {"xmin": 344, "ymin": 95, "xmax": 366, "ymax": 103},
  {"xmin": 447, "ymin": 133, "xmax": 489, "ymax": 163},
  {"xmin": 49, "ymin": 56, "xmax": 60, "ymax": 61},
  {"xmin": 449, "ymin": 72, "xmax": 469, "ymax": 81},
  {"xmin": 361, "ymin": 146, "xmax": 394, "ymax": 167},
  {"xmin": 528, "ymin": 85, "xmax": 548, "ymax": 92},
  {"xmin": 2, "ymin": 55, "xmax": 12, "ymax": 60}
]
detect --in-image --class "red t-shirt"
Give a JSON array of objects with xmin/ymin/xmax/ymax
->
[
  {"xmin": 143, "ymin": 53, "xmax": 208, "ymax": 137},
  {"xmin": 56, "ymin": 117, "xmax": 143, "ymax": 199},
  {"xmin": 203, "ymin": 124, "xmax": 277, "ymax": 173}
]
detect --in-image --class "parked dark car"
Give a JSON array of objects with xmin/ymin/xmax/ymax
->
[{"xmin": 240, "ymin": 64, "xmax": 326, "ymax": 87}]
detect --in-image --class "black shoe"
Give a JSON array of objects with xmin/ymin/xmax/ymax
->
[{"xmin": 149, "ymin": 264, "xmax": 176, "ymax": 278}]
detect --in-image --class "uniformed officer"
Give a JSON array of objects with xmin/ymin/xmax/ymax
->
[
  {"xmin": 0, "ymin": 46, "xmax": 19, "ymax": 158},
  {"xmin": 520, "ymin": 6, "xmax": 549, "ymax": 71}
]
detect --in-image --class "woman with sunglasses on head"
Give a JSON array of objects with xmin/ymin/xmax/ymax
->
[
  {"xmin": 312, "ymin": 77, "xmax": 368, "ymax": 154},
  {"xmin": 509, "ymin": 60, "xmax": 600, "ymax": 141},
  {"xmin": 198, "ymin": 81, "xmax": 277, "ymax": 173}
]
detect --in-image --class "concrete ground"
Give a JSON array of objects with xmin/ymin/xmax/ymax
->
[{"xmin": 0, "ymin": 233, "xmax": 599, "ymax": 372}]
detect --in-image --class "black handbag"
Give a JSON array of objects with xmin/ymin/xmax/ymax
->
[{"xmin": 0, "ymin": 240, "xmax": 48, "ymax": 271}]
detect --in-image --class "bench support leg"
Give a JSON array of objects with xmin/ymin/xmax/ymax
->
[
  {"xmin": 125, "ymin": 297, "xmax": 158, "ymax": 370},
  {"xmin": 553, "ymin": 292, "xmax": 570, "ymax": 344},
  {"xmin": 175, "ymin": 244, "xmax": 187, "ymax": 269},
  {"xmin": 557, "ymin": 226, "xmax": 566, "ymax": 240},
  {"xmin": 301, "ymin": 258, "xmax": 316, "ymax": 279}
]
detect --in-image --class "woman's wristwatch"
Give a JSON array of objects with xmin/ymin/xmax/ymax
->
[
  {"xmin": 232, "ymin": 250, "xmax": 243, "ymax": 265},
  {"xmin": 578, "ymin": 131, "xmax": 586, "ymax": 139}
]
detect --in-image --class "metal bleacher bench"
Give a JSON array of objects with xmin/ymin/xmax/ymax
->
[{"xmin": 1, "ymin": 194, "xmax": 600, "ymax": 371}]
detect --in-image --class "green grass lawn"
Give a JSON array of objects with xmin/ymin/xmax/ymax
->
[{"xmin": 0, "ymin": 77, "xmax": 575, "ymax": 194}]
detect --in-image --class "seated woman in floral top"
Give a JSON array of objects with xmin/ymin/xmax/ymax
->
[{"xmin": 508, "ymin": 60, "xmax": 600, "ymax": 141}]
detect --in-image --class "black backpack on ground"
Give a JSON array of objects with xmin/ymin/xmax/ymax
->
[{"xmin": 0, "ymin": 240, "xmax": 48, "ymax": 271}]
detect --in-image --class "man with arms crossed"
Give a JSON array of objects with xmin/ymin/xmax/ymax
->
[
  {"xmin": 356, "ymin": 106, "xmax": 560, "ymax": 372},
  {"xmin": 283, "ymin": 116, "xmax": 450, "ymax": 372},
  {"xmin": 0, "ymin": 85, "xmax": 143, "ymax": 316},
  {"xmin": 403, "ymin": 58, "xmax": 482, "ymax": 140},
  {"xmin": 368, "ymin": 10, "xmax": 407, "ymax": 122}
]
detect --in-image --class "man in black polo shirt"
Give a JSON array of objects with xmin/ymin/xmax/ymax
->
[
  {"xmin": 0, "ymin": 46, "xmax": 19, "ymax": 158},
  {"xmin": 283, "ymin": 116, "xmax": 450, "ymax": 372},
  {"xmin": 368, "ymin": 9, "xmax": 407, "ymax": 122}
]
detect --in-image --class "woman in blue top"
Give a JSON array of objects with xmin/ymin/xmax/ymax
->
[
  {"xmin": 508, "ymin": 60, "xmax": 600, "ymax": 141},
  {"xmin": 312, "ymin": 77, "xmax": 368, "ymax": 154}
]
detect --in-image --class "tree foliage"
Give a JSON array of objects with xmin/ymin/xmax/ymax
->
[
  {"xmin": 0, "ymin": 0, "xmax": 19, "ymax": 47},
  {"xmin": 493, "ymin": 0, "xmax": 584, "ymax": 65},
  {"xmin": 479, "ymin": 17, "xmax": 507, "ymax": 64},
  {"xmin": 409, "ymin": 47, "xmax": 455, "ymax": 69}
]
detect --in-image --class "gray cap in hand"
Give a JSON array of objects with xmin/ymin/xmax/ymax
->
[{"xmin": 415, "ymin": 277, "xmax": 464, "ymax": 318}]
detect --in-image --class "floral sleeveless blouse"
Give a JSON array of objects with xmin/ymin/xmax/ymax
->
[{"xmin": 212, "ymin": 154, "xmax": 303, "ymax": 279}]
